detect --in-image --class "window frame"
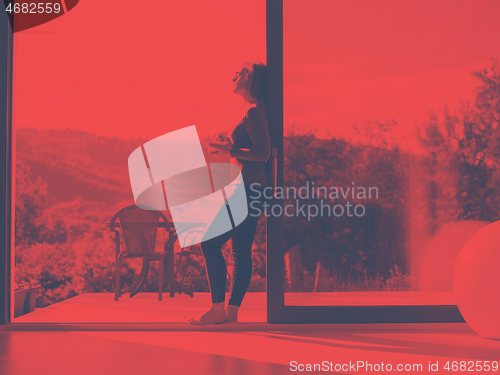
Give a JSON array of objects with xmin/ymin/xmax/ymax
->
[
  {"xmin": 265, "ymin": 0, "xmax": 464, "ymax": 324},
  {"xmin": 1, "ymin": 0, "xmax": 464, "ymax": 326},
  {"xmin": 1, "ymin": 0, "xmax": 14, "ymax": 326}
]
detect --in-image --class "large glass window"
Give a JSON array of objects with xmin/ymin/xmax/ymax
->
[
  {"xmin": 283, "ymin": 0, "xmax": 500, "ymax": 306},
  {"xmin": 13, "ymin": 0, "xmax": 266, "ymax": 323}
]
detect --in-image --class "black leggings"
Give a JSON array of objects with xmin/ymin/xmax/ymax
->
[{"xmin": 200, "ymin": 184, "xmax": 267, "ymax": 306}]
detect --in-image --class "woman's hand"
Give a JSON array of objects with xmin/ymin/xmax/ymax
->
[
  {"xmin": 209, "ymin": 141, "xmax": 233, "ymax": 157},
  {"xmin": 209, "ymin": 133, "xmax": 233, "ymax": 157}
]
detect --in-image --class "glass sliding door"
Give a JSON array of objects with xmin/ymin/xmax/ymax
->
[
  {"xmin": 10, "ymin": 0, "xmax": 267, "ymax": 324},
  {"xmin": 1, "ymin": 1, "xmax": 14, "ymax": 326},
  {"xmin": 267, "ymin": 0, "xmax": 500, "ymax": 322}
]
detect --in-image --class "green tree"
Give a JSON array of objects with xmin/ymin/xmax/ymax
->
[
  {"xmin": 417, "ymin": 59, "xmax": 500, "ymax": 223},
  {"xmin": 15, "ymin": 159, "xmax": 67, "ymax": 249}
]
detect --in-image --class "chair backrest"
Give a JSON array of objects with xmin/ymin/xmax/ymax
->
[{"xmin": 113, "ymin": 205, "xmax": 166, "ymax": 256}]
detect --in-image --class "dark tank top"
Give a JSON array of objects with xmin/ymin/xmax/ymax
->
[{"xmin": 230, "ymin": 104, "xmax": 271, "ymax": 187}]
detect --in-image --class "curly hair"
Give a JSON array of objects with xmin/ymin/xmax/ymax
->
[{"xmin": 244, "ymin": 62, "xmax": 268, "ymax": 114}]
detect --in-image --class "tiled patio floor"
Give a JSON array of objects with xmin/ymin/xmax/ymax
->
[{"xmin": 13, "ymin": 292, "xmax": 456, "ymax": 323}]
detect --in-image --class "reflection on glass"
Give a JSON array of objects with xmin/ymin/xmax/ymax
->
[
  {"xmin": 283, "ymin": 0, "xmax": 500, "ymax": 306},
  {"xmin": 13, "ymin": 0, "xmax": 266, "ymax": 323}
]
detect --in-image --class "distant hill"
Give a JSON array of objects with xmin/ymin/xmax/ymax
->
[
  {"xmin": 16, "ymin": 128, "xmax": 221, "ymax": 206},
  {"xmin": 17, "ymin": 128, "xmax": 147, "ymax": 205}
]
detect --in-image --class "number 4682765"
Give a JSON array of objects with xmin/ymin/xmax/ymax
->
[{"xmin": 5, "ymin": 2, "xmax": 62, "ymax": 14}]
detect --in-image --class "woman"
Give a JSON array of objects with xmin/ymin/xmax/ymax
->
[{"xmin": 188, "ymin": 62, "xmax": 270, "ymax": 325}]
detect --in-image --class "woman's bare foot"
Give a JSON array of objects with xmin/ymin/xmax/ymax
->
[
  {"xmin": 225, "ymin": 304, "xmax": 239, "ymax": 322},
  {"xmin": 188, "ymin": 303, "xmax": 226, "ymax": 325}
]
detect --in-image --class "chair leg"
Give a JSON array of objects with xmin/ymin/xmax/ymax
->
[
  {"xmin": 179, "ymin": 256, "xmax": 189, "ymax": 287},
  {"xmin": 115, "ymin": 256, "xmax": 122, "ymax": 301},
  {"xmin": 158, "ymin": 258, "xmax": 164, "ymax": 301},
  {"xmin": 165, "ymin": 243, "xmax": 177, "ymax": 297},
  {"xmin": 130, "ymin": 260, "xmax": 150, "ymax": 298},
  {"xmin": 122, "ymin": 259, "xmax": 148, "ymax": 293}
]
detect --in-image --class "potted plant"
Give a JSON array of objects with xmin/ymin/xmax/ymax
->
[{"xmin": 14, "ymin": 280, "xmax": 41, "ymax": 318}]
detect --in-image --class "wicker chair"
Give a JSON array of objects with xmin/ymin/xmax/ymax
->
[
  {"xmin": 108, "ymin": 205, "xmax": 176, "ymax": 301},
  {"xmin": 108, "ymin": 205, "xmax": 208, "ymax": 301},
  {"xmin": 175, "ymin": 229, "xmax": 205, "ymax": 286},
  {"xmin": 175, "ymin": 229, "xmax": 231, "ymax": 287}
]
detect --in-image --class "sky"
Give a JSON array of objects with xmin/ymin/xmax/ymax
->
[
  {"xmin": 13, "ymin": 0, "xmax": 267, "ymax": 141},
  {"xmin": 12, "ymin": 0, "xmax": 500, "ymax": 152}
]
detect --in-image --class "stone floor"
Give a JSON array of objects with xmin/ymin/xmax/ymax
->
[
  {"xmin": 1, "ymin": 324, "xmax": 499, "ymax": 374},
  {"xmin": 12, "ymin": 292, "xmax": 456, "ymax": 324}
]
